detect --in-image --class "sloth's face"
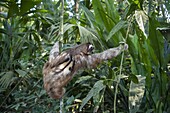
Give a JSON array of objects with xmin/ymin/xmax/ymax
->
[
  {"xmin": 86, "ymin": 43, "xmax": 94, "ymax": 55},
  {"xmin": 69, "ymin": 42, "xmax": 94, "ymax": 55}
]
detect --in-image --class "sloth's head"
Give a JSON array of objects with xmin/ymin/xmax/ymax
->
[
  {"xmin": 64, "ymin": 42, "xmax": 94, "ymax": 56},
  {"xmin": 79, "ymin": 42, "xmax": 94, "ymax": 55}
]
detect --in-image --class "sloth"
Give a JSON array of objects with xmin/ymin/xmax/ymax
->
[{"xmin": 43, "ymin": 42, "xmax": 128, "ymax": 99}]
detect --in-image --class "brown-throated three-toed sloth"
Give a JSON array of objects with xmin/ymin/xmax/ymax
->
[{"xmin": 43, "ymin": 42, "xmax": 128, "ymax": 99}]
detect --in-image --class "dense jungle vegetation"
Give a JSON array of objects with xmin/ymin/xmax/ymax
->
[{"xmin": 0, "ymin": 0, "xmax": 170, "ymax": 112}]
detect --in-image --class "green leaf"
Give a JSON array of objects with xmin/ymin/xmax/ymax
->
[
  {"xmin": 75, "ymin": 76, "xmax": 92, "ymax": 84},
  {"xmin": 124, "ymin": 3, "xmax": 138, "ymax": 19},
  {"xmin": 0, "ymin": 28, "xmax": 7, "ymax": 35},
  {"xmin": 8, "ymin": 1, "xmax": 19, "ymax": 18},
  {"xmin": 105, "ymin": 0, "xmax": 119, "ymax": 23},
  {"xmin": 66, "ymin": 96, "xmax": 75, "ymax": 105},
  {"xmin": 78, "ymin": 25, "xmax": 98, "ymax": 42},
  {"xmin": 20, "ymin": 0, "xmax": 42, "ymax": 15},
  {"xmin": 127, "ymin": 27, "xmax": 152, "ymax": 76},
  {"xmin": 130, "ymin": 74, "xmax": 139, "ymax": 84},
  {"xmin": 92, "ymin": 0, "xmax": 111, "ymax": 31},
  {"xmin": 148, "ymin": 18, "xmax": 165, "ymax": 67},
  {"xmin": 127, "ymin": 34, "xmax": 140, "ymax": 75},
  {"xmin": 0, "ymin": 71, "xmax": 14, "ymax": 89},
  {"xmin": 15, "ymin": 69, "xmax": 27, "ymax": 77},
  {"xmin": 129, "ymin": 75, "xmax": 145, "ymax": 113},
  {"xmin": 80, "ymin": 80, "xmax": 105, "ymax": 110},
  {"xmin": 63, "ymin": 23, "xmax": 75, "ymax": 34},
  {"xmin": 107, "ymin": 20, "xmax": 127, "ymax": 41},
  {"xmin": 80, "ymin": 4, "xmax": 95, "ymax": 28},
  {"xmin": 135, "ymin": 10, "xmax": 148, "ymax": 36},
  {"xmin": 32, "ymin": 32, "xmax": 41, "ymax": 46}
]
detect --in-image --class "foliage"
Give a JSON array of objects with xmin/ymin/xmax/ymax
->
[{"xmin": 0, "ymin": 0, "xmax": 170, "ymax": 112}]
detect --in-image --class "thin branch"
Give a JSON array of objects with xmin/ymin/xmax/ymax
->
[
  {"xmin": 60, "ymin": 98, "xmax": 63, "ymax": 113},
  {"xmin": 113, "ymin": 19, "xmax": 131, "ymax": 113},
  {"xmin": 60, "ymin": 0, "xmax": 64, "ymax": 42},
  {"xmin": 59, "ymin": 0, "xmax": 64, "ymax": 112}
]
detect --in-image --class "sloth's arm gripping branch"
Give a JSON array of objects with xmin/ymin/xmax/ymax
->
[{"xmin": 74, "ymin": 44, "xmax": 128, "ymax": 69}]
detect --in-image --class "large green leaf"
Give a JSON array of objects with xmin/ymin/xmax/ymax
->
[
  {"xmin": 127, "ymin": 25, "xmax": 153, "ymax": 76},
  {"xmin": 106, "ymin": 20, "xmax": 127, "ymax": 41},
  {"xmin": 127, "ymin": 34, "xmax": 143, "ymax": 75},
  {"xmin": 134, "ymin": 10, "xmax": 148, "ymax": 36},
  {"xmin": 20, "ymin": 0, "xmax": 42, "ymax": 15},
  {"xmin": 63, "ymin": 23, "xmax": 75, "ymax": 34},
  {"xmin": 79, "ymin": 80, "xmax": 105, "ymax": 111},
  {"xmin": 148, "ymin": 18, "xmax": 165, "ymax": 68},
  {"xmin": 129, "ymin": 75, "xmax": 145, "ymax": 113},
  {"xmin": 80, "ymin": 4, "xmax": 95, "ymax": 28},
  {"xmin": 8, "ymin": 1, "xmax": 19, "ymax": 18},
  {"xmin": 105, "ymin": 0, "xmax": 119, "ymax": 22},
  {"xmin": 92, "ymin": 0, "xmax": 111, "ymax": 31},
  {"xmin": 0, "ymin": 71, "xmax": 14, "ymax": 90},
  {"xmin": 7, "ymin": 0, "xmax": 42, "ymax": 17},
  {"xmin": 78, "ymin": 25, "xmax": 98, "ymax": 42}
]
